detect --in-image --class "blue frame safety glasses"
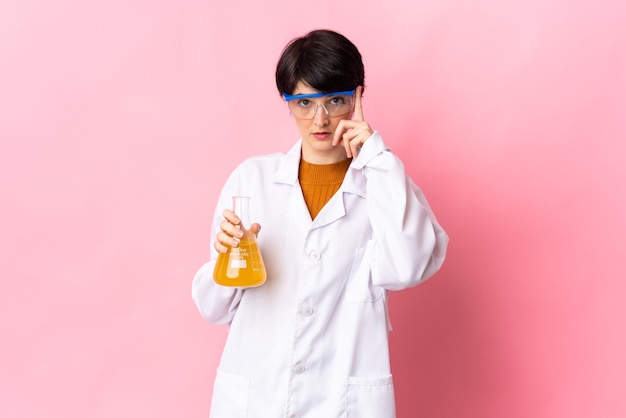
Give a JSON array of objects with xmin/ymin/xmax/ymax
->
[{"xmin": 282, "ymin": 90, "xmax": 355, "ymax": 120}]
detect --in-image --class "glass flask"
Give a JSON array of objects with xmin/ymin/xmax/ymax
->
[{"xmin": 213, "ymin": 196, "xmax": 267, "ymax": 287}]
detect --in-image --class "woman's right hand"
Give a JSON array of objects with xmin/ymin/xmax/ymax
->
[{"xmin": 214, "ymin": 209, "xmax": 262, "ymax": 253}]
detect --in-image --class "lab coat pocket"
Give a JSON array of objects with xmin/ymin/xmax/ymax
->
[
  {"xmin": 345, "ymin": 374, "xmax": 396, "ymax": 418},
  {"xmin": 209, "ymin": 368, "xmax": 249, "ymax": 418},
  {"xmin": 346, "ymin": 242, "xmax": 383, "ymax": 302}
]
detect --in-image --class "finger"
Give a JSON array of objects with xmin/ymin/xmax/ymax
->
[
  {"xmin": 350, "ymin": 138, "xmax": 360, "ymax": 159},
  {"xmin": 221, "ymin": 209, "xmax": 240, "ymax": 225},
  {"xmin": 218, "ymin": 222, "xmax": 241, "ymax": 245},
  {"xmin": 347, "ymin": 134, "xmax": 362, "ymax": 159},
  {"xmin": 332, "ymin": 119, "xmax": 347, "ymax": 146},
  {"xmin": 336, "ymin": 123, "xmax": 353, "ymax": 157},
  {"xmin": 352, "ymin": 86, "xmax": 364, "ymax": 122},
  {"xmin": 337, "ymin": 123, "xmax": 358, "ymax": 157},
  {"xmin": 214, "ymin": 240, "xmax": 228, "ymax": 253},
  {"xmin": 214, "ymin": 232, "xmax": 236, "ymax": 253},
  {"xmin": 333, "ymin": 119, "xmax": 358, "ymax": 146},
  {"xmin": 346, "ymin": 132, "xmax": 358, "ymax": 159},
  {"xmin": 220, "ymin": 218, "xmax": 243, "ymax": 240}
]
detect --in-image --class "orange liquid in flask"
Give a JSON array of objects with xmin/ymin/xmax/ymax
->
[{"xmin": 213, "ymin": 196, "xmax": 267, "ymax": 288}]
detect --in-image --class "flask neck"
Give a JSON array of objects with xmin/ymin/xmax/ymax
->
[{"xmin": 232, "ymin": 196, "xmax": 251, "ymax": 229}]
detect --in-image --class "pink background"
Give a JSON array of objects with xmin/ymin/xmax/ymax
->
[{"xmin": 1, "ymin": 1, "xmax": 625, "ymax": 417}]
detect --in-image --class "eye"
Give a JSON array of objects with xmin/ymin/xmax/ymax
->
[
  {"xmin": 328, "ymin": 96, "xmax": 348, "ymax": 106},
  {"xmin": 296, "ymin": 99, "xmax": 312, "ymax": 108}
]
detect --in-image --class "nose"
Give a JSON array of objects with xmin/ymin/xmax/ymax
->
[{"xmin": 312, "ymin": 103, "xmax": 329, "ymax": 126}]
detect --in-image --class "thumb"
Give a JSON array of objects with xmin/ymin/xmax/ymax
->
[{"xmin": 250, "ymin": 223, "xmax": 262, "ymax": 237}]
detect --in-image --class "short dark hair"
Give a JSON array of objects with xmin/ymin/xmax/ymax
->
[{"xmin": 275, "ymin": 29, "xmax": 365, "ymax": 96}]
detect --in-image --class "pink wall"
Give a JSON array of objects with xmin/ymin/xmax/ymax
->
[{"xmin": 1, "ymin": 1, "xmax": 624, "ymax": 417}]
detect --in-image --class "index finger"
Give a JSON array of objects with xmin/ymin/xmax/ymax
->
[
  {"xmin": 222, "ymin": 209, "xmax": 240, "ymax": 225},
  {"xmin": 352, "ymin": 85, "xmax": 364, "ymax": 122}
]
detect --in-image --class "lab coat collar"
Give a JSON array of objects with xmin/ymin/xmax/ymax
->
[
  {"xmin": 272, "ymin": 139, "xmax": 366, "ymax": 198},
  {"xmin": 272, "ymin": 139, "xmax": 367, "ymax": 230},
  {"xmin": 272, "ymin": 139, "xmax": 302, "ymax": 186}
]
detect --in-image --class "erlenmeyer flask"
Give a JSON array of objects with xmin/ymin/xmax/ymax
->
[{"xmin": 213, "ymin": 196, "xmax": 267, "ymax": 287}]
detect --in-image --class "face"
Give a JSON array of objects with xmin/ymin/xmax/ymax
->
[{"xmin": 289, "ymin": 81, "xmax": 353, "ymax": 164}]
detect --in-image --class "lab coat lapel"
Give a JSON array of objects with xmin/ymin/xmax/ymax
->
[
  {"xmin": 284, "ymin": 183, "xmax": 313, "ymax": 231},
  {"xmin": 311, "ymin": 164, "xmax": 367, "ymax": 230},
  {"xmin": 272, "ymin": 141, "xmax": 368, "ymax": 231},
  {"xmin": 311, "ymin": 193, "xmax": 345, "ymax": 229},
  {"xmin": 272, "ymin": 140, "xmax": 312, "ymax": 231}
]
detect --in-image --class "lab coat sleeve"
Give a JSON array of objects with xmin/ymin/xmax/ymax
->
[
  {"xmin": 352, "ymin": 131, "xmax": 449, "ymax": 290},
  {"xmin": 192, "ymin": 259, "xmax": 243, "ymax": 325},
  {"xmin": 191, "ymin": 167, "xmax": 246, "ymax": 325}
]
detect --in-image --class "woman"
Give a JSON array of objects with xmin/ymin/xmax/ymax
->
[{"xmin": 192, "ymin": 29, "xmax": 448, "ymax": 417}]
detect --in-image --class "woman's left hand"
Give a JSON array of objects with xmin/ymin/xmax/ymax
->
[{"xmin": 332, "ymin": 86, "xmax": 374, "ymax": 158}]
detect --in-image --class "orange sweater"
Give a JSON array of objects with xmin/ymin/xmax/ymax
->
[{"xmin": 299, "ymin": 158, "xmax": 351, "ymax": 219}]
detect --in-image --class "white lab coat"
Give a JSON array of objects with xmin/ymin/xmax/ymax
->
[{"xmin": 192, "ymin": 132, "xmax": 448, "ymax": 418}]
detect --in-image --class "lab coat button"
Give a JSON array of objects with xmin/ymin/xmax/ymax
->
[
  {"xmin": 293, "ymin": 364, "xmax": 306, "ymax": 374},
  {"xmin": 302, "ymin": 306, "xmax": 314, "ymax": 316},
  {"xmin": 309, "ymin": 250, "xmax": 320, "ymax": 261}
]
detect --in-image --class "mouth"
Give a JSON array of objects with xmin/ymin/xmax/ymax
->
[{"xmin": 312, "ymin": 131, "xmax": 332, "ymax": 140}]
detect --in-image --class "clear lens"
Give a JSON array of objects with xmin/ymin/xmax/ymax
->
[{"xmin": 287, "ymin": 93, "xmax": 354, "ymax": 119}]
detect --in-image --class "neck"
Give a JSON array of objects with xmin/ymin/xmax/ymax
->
[{"xmin": 300, "ymin": 145, "xmax": 347, "ymax": 165}]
